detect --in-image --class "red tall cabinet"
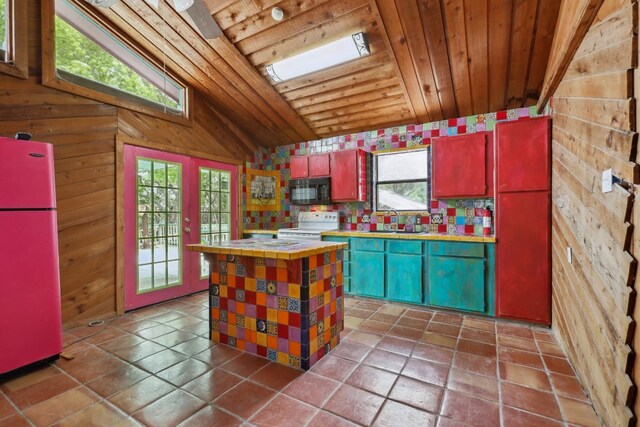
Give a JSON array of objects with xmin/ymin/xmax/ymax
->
[{"xmin": 495, "ymin": 117, "xmax": 551, "ymax": 325}]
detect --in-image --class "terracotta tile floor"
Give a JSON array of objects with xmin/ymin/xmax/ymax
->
[{"xmin": 0, "ymin": 293, "xmax": 603, "ymax": 426}]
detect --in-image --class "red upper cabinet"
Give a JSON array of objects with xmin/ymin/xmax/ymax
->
[
  {"xmin": 330, "ymin": 149, "xmax": 367, "ymax": 202},
  {"xmin": 290, "ymin": 156, "xmax": 309, "ymax": 179},
  {"xmin": 497, "ymin": 118, "xmax": 550, "ymax": 193},
  {"xmin": 309, "ymin": 154, "xmax": 330, "ymax": 177},
  {"xmin": 432, "ymin": 132, "xmax": 493, "ymax": 198}
]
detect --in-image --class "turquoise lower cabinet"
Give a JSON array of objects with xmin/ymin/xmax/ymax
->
[
  {"xmin": 428, "ymin": 256, "xmax": 485, "ymax": 312},
  {"xmin": 352, "ymin": 250, "xmax": 385, "ymax": 298},
  {"xmin": 387, "ymin": 253, "xmax": 423, "ymax": 303},
  {"xmin": 322, "ymin": 235, "xmax": 496, "ymax": 317}
]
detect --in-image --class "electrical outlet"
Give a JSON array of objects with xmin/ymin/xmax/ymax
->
[{"xmin": 567, "ymin": 247, "xmax": 572, "ymax": 264}]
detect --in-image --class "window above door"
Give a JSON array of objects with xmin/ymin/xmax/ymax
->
[
  {"xmin": 42, "ymin": 0, "xmax": 191, "ymax": 123},
  {"xmin": 0, "ymin": 0, "xmax": 28, "ymax": 79}
]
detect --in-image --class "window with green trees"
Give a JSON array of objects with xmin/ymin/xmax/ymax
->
[
  {"xmin": 375, "ymin": 149, "xmax": 430, "ymax": 211},
  {"xmin": 0, "ymin": 0, "xmax": 7, "ymax": 61},
  {"xmin": 54, "ymin": 0, "xmax": 184, "ymax": 114}
]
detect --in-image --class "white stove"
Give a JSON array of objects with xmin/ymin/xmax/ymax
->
[{"xmin": 277, "ymin": 212, "xmax": 340, "ymax": 241}]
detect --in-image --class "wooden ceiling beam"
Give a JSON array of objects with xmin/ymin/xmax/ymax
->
[
  {"xmin": 372, "ymin": 0, "xmax": 426, "ymax": 123},
  {"xmin": 442, "ymin": 0, "xmax": 473, "ymax": 118},
  {"xmin": 235, "ymin": 0, "xmax": 368, "ymax": 55},
  {"xmin": 394, "ymin": 0, "xmax": 444, "ymax": 121},
  {"xmin": 126, "ymin": 0, "xmax": 317, "ymax": 145},
  {"xmin": 247, "ymin": 5, "xmax": 375, "ymax": 67},
  {"xmin": 308, "ymin": 103, "xmax": 411, "ymax": 128},
  {"xmin": 418, "ymin": 0, "xmax": 458, "ymax": 118},
  {"xmin": 209, "ymin": 39, "xmax": 318, "ymax": 142},
  {"xmin": 536, "ymin": 0, "xmax": 604, "ymax": 111},
  {"xmin": 134, "ymin": 1, "xmax": 314, "ymax": 144},
  {"xmin": 289, "ymin": 78, "xmax": 401, "ymax": 109},
  {"xmin": 303, "ymin": 95, "xmax": 407, "ymax": 122},
  {"xmin": 281, "ymin": 64, "xmax": 396, "ymax": 102},
  {"xmin": 106, "ymin": 1, "xmax": 291, "ymax": 146},
  {"xmin": 464, "ymin": 0, "xmax": 490, "ymax": 114},
  {"xmin": 314, "ymin": 115, "xmax": 415, "ymax": 137},
  {"xmin": 295, "ymin": 86, "xmax": 405, "ymax": 116},
  {"xmin": 524, "ymin": 0, "xmax": 562, "ymax": 105},
  {"xmin": 505, "ymin": 0, "xmax": 539, "ymax": 109},
  {"xmin": 225, "ymin": 0, "xmax": 332, "ymax": 44},
  {"xmin": 488, "ymin": 0, "xmax": 514, "ymax": 112}
]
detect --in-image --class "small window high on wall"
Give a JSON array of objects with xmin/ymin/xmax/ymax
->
[
  {"xmin": 0, "ymin": 0, "xmax": 27, "ymax": 78},
  {"xmin": 48, "ymin": 0, "xmax": 188, "ymax": 118},
  {"xmin": 375, "ymin": 149, "xmax": 430, "ymax": 211}
]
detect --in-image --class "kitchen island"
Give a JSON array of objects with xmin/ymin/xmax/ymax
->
[{"xmin": 187, "ymin": 238, "xmax": 347, "ymax": 370}]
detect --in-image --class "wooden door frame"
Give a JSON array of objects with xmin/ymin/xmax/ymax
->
[{"xmin": 115, "ymin": 134, "xmax": 244, "ymax": 315}]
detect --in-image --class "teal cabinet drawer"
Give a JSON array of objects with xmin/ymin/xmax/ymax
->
[
  {"xmin": 388, "ymin": 240, "xmax": 423, "ymax": 255},
  {"xmin": 343, "ymin": 250, "xmax": 350, "ymax": 262},
  {"xmin": 428, "ymin": 256, "xmax": 485, "ymax": 312},
  {"xmin": 387, "ymin": 253, "xmax": 423, "ymax": 303},
  {"xmin": 352, "ymin": 251, "xmax": 385, "ymax": 297},
  {"xmin": 430, "ymin": 242, "xmax": 484, "ymax": 258},
  {"xmin": 343, "ymin": 261, "xmax": 350, "ymax": 277},
  {"xmin": 352, "ymin": 238, "xmax": 385, "ymax": 252}
]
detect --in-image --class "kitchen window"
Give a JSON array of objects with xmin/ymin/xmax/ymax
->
[
  {"xmin": 43, "ymin": 0, "xmax": 189, "ymax": 121},
  {"xmin": 374, "ymin": 149, "xmax": 430, "ymax": 211},
  {"xmin": 0, "ymin": 0, "xmax": 28, "ymax": 79}
]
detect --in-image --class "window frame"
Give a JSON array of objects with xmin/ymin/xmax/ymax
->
[
  {"xmin": 374, "ymin": 147, "xmax": 431, "ymax": 212},
  {"xmin": 0, "ymin": 0, "xmax": 28, "ymax": 79},
  {"xmin": 41, "ymin": 0, "xmax": 192, "ymax": 124}
]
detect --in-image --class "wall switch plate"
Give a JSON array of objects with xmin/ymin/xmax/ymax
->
[
  {"xmin": 567, "ymin": 247, "xmax": 572, "ymax": 264},
  {"xmin": 602, "ymin": 169, "xmax": 613, "ymax": 193}
]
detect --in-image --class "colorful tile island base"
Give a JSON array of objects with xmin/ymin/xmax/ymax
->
[{"xmin": 207, "ymin": 250, "xmax": 344, "ymax": 370}]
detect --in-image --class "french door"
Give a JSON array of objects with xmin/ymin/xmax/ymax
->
[{"xmin": 123, "ymin": 145, "xmax": 237, "ymax": 311}]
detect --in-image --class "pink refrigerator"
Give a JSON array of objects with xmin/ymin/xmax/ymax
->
[{"xmin": 0, "ymin": 136, "xmax": 62, "ymax": 373}]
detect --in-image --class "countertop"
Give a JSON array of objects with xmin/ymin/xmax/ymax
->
[
  {"xmin": 322, "ymin": 230, "xmax": 496, "ymax": 243},
  {"xmin": 186, "ymin": 238, "xmax": 347, "ymax": 260},
  {"xmin": 242, "ymin": 229, "xmax": 495, "ymax": 243}
]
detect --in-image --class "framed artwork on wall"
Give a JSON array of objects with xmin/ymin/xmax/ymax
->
[{"xmin": 246, "ymin": 169, "xmax": 280, "ymax": 211}]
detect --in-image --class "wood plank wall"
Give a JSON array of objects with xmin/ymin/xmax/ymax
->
[
  {"xmin": 0, "ymin": 0, "xmax": 246, "ymax": 326},
  {"xmin": 551, "ymin": 0, "xmax": 638, "ymax": 425}
]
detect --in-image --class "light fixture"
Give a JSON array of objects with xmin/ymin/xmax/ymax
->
[
  {"xmin": 265, "ymin": 32, "xmax": 370, "ymax": 83},
  {"xmin": 271, "ymin": 7, "xmax": 284, "ymax": 21}
]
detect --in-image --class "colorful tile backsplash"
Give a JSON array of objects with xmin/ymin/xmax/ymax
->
[{"xmin": 243, "ymin": 105, "xmax": 547, "ymax": 235}]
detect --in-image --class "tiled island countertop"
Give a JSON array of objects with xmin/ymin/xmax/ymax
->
[{"xmin": 187, "ymin": 239, "xmax": 347, "ymax": 370}]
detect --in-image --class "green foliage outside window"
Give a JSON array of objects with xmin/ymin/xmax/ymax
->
[
  {"xmin": 0, "ymin": 0, "xmax": 7, "ymax": 54},
  {"xmin": 54, "ymin": 15, "xmax": 180, "ymax": 109}
]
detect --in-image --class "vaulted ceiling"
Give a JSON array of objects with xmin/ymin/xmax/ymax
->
[{"xmin": 87, "ymin": 0, "xmax": 561, "ymax": 148}]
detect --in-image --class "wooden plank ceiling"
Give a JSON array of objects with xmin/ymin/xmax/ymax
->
[{"xmin": 90, "ymin": 0, "xmax": 561, "ymax": 147}]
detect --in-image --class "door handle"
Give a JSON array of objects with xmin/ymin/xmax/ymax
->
[{"xmin": 184, "ymin": 227, "xmax": 191, "ymax": 233}]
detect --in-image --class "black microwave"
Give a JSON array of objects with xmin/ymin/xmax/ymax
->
[{"xmin": 290, "ymin": 178, "xmax": 332, "ymax": 205}]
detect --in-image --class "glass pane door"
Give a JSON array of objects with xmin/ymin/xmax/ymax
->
[
  {"xmin": 124, "ymin": 146, "xmax": 191, "ymax": 311},
  {"xmin": 136, "ymin": 158, "xmax": 182, "ymax": 293},
  {"xmin": 124, "ymin": 146, "xmax": 238, "ymax": 310},
  {"xmin": 198, "ymin": 167, "xmax": 232, "ymax": 278}
]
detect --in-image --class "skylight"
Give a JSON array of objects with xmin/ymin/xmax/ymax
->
[{"xmin": 266, "ymin": 32, "xmax": 370, "ymax": 83}]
